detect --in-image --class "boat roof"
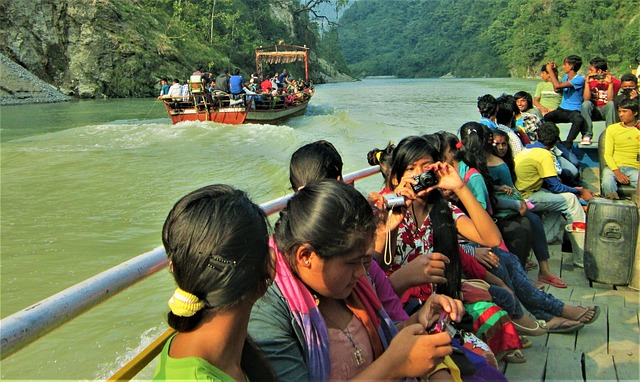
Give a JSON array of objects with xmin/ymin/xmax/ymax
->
[{"xmin": 255, "ymin": 44, "xmax": 309, "ymax": 65}]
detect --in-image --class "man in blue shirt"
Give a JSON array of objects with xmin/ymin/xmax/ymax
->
[
  {"xmin": 228, "ymin": 68, "xmax": 244, "ymax": 96},
  {"xmin": 543, "ymin": 56, "xmax": 587, "ymax": 148}
]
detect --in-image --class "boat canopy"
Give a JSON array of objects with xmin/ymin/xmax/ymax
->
[{"xmin": 255, "ymin": 44, "xmax": 309, "ymax": 81}]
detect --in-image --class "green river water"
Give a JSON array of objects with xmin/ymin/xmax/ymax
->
[{"xmin": 0, "ymin": 77, "xmax": 538, "ymax": 379}]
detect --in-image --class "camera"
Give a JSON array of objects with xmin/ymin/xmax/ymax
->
[
  {"xmin": 621, "ymin": 88, "xmax": 634, "ymax": 96},
  {"xmin": 383, "ymin": 193, "xmax": 406, "ymax": 209},
  {"xmin": 411, "ymin": 170, "xmax": 438, "ymax": 193},
  {"xmin": 592, "ymin": 74, "xmax": 606, "ymax": 80}
]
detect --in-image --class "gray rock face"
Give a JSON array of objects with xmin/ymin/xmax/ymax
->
[{"xmin": 0, "ymin": 53, "xmax": 69, "ymax": 105}]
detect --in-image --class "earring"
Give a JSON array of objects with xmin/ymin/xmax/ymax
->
[{"xmin": 304, "ymin": 260, "xmax": 310, "ymax": 266}]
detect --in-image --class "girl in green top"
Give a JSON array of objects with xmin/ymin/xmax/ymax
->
[{"xmin": 154, "ymin": 185, "xmax": 276, "ymax": 381}]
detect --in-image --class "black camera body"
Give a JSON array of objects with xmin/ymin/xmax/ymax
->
[
  {"xmin": 592, "ymin": 74, "xmax": 606, "ymax": 80},
  {"xmin": 411, "ymin": 170, "xmax": 438, "ymax": 193},
  {"xmin": 621, "ymin": 88, "xmax": 634, "ymax": 96}
]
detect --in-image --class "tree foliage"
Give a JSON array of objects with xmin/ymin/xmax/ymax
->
[{"xmin": 337, "ymin": 0, "xmax": 640, "ymax": 78}]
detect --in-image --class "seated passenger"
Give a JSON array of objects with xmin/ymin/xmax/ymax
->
[
  {"xmin": 478, "ymin": 94, "xmax": 523, "ymax": 156},
  {"xmin": 154, "ymin": 185, "xmax": 275, "ymax": 381},
  {"xmin": 249, "ymin": 180, "xmax": 461, "ymax": 381},
  {"xmin": 514, "ymin": 122, "xmax": 593, "ymax": 250},
  {"xmin": 613, "ymin": 73, "xmax": 640, "ymax": 111},
  {"xmin": 167, "ymin": 79, "xmax": 181, "ymax": 98},
  {"xmin": 495, "ymin": 95, "xmax": 528, "ymax": 152},
  {"xmin": 581, "ymin": 57, "xmax": 621, "ymax": 145},
  {"xmin": 533, "ymin": 64, "xmax": 562, "ymax": 116},
  {"xmin": 601, "ymin": 98, "xmax": 640, "ymax": 199},
  {"xmin": 514, "ymin": 91, "xmax": 542, "ymax": 139},
  {"xmin": 542, "ymin": 56, "xmax": 588, "ymax": 148}
]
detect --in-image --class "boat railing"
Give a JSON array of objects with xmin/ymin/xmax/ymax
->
[{"xmin": 0, "ymin": 166, "xmax": 381, "ymax": 368}]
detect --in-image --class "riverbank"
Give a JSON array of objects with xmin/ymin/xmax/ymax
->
[{"xmin": 0, "ymin": 53, "xmax": 69, "ymax": 106}]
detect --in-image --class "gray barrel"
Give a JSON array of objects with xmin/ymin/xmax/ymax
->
[{"xmin": 584, "ymin": 198, "xmax": 639, "ymax": 285}]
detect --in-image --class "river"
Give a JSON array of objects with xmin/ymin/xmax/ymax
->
[{"xmin": 0, "ymin": 77, "xmax": 538, "ymax": 379}]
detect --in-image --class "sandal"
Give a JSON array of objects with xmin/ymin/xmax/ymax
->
[
  {"xmin": 538, "ymin": 275, "xmax": 567, "ymax": 288},
  {"xmin": 512, "ymin": 320, "xmax": 547, "ymax": 336},
  {"xmin": 502, "ymin": 349, "xmax": 526, "ymax": 363},
  {"xmin": 574, "ymin": 306, "xmax": 600, "ymax": 325}
]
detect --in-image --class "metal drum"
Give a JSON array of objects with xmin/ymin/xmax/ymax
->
[{"xmin": 584, "ymin": 198, "xmax": 639, "ymax": 285}]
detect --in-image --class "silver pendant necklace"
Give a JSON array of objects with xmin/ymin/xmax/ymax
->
[{"xmin": 325, "ymin": 312, "xmax": 365, "ymax": 367}]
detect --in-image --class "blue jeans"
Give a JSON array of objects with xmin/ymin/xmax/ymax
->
[
  {"xmin": 489, "ymin": 247, "xmax": 564, "ymax": 321},
  {"xmin": 525, "ymin": 211, "xmax": 550, "ymax": 262},
  {"xmin": 489, "ymin": 285, "xmax": 521, "ymax": 318},
  {"xmin": 601, "ymin": 166, "xmax": 639, "ymax": 195},
  {"xmin": 581, "ymin": 101, "xmax": 617, "ymax": 138},
  {"xmin": 527, "ymin": 188, "xmax": 585, "ymax": 242}
]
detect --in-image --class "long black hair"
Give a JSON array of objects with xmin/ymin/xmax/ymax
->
[
  {"xmin": 289, "ymin": 140, "xmax": 343, "ymax": 190},
  {"xmin": 491, "ymin": 129, "xmax": 516, "ymax": 182},
  {"xmin": 162, "ymin": 184, "xmax": 275, "ymax": 380},
  {"xmin": 456, "ymin": 122, "xmax": 496, "ymax": 208},
  {"xmin": 367, "ymin": 142, "xmax": 395, "ymax": 189},
  {"xmin": 274, "ymin": 180, "xmax": 376, "ymax": 269},
  {"xmin": 389, "ymin": 136, "xmax": 462, "ymax": 299}
]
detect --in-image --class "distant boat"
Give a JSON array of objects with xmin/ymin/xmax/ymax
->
[{"xmin": 161, "ymin": 44, "xmax": 314, "ymax": 125}]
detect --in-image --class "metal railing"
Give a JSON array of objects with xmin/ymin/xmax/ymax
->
[{"xmin": 0, "ymin": 166, "xmax": 381, "ymax": 362}]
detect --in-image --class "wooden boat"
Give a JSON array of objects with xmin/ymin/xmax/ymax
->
[{"xmin": 162, "ymin": 44, "xmax": 314, "ymax": 125}]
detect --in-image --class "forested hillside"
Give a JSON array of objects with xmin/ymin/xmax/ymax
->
[
  {"xmin": 338, "ymin": 0, "xmax": 640, "ymax": 78},
  {"xmin": 0, "ymin": 0, "xmax": 353, "ymax": 99}
]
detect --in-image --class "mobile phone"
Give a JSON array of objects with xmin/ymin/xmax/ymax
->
[{"xmin": 428, "ymin": 311, "xmax": 455, "ymax": 336}]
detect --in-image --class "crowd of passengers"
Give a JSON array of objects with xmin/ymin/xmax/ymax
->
[
  {"xmin": 152, "ymin": 54, "xmax": 638, "ymax": 381},
  {"xmin": 158, "ymin": 66, "xmax": 314, "ymax": 108}
]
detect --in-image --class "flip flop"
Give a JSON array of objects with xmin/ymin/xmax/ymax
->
[
  {"xmin": 575, "ymin": 306, "xmax": 601, "ymax": 325},
  {"xmin": 538, "ymin": 275, "xmax": 567, "ymax": 288},
  {"xmin": 547, "ymin": 320, "xmax": 584, "ymax": 333}
]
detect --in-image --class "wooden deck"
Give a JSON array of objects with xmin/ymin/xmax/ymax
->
[{"xmin": 501, "ymin": 243, "xmax": 640, "ymax": 381}]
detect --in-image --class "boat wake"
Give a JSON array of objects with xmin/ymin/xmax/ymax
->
[{"xmin": 95, "ymin": 326, "xmax": 167, "ymax": 380}]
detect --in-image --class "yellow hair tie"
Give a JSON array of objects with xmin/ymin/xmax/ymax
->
[
  {"xmin": 375, "ymin": 151, "xmax": 382, "ymax": 163},
  {"xmin": 168, "ymin": 287, "xmax": 205, "ymax": 317}
]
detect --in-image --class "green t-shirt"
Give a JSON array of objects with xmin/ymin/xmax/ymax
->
[
  {"xmin": 154, "ymin": 334, "xmax": 244, "ymax": 381},
  {"xmin": 534, "ymin": 81, "xmax": 562, "ymax": 109}
]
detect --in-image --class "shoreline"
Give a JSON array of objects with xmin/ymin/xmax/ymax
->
[{"xmin": 0, "ymin": 53, "xmax": 69, "ymax": 106}]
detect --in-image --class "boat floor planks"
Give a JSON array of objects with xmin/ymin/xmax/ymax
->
[{"xmin": 504, "ymin": 246, "xmax": 640, "ymax": 381}]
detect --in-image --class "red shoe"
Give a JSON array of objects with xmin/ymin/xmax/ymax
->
[{"xmin": 538, "ymin": 275, "xmax": 567, "ymax": 288}]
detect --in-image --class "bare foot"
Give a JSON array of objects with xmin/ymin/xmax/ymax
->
[
  {"xmin": 563, "ymin": 305, "xmax": 598, "ymax": 323},
  {"xmin": 518, "ymin": 201, "xmax": 527, "ymax": 216}
]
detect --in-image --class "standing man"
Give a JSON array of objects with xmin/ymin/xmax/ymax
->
[
  {"xmin": 215, "ymin": 69, "xmax": 229, "ymax": 92},
  {"xmin": 228, "ymin": 68, "xmax": 244, "ymax": 99},
  {"xmin": 543, "ymin": 55, "xmax": 587, "ymax": 148},
  {"xmin": 581, "ymin": 57, "xmax": 621, "ymax": 145}
]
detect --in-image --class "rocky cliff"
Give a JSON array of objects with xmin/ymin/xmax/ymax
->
[{"xmin": 0, "ymin": 0, "xmax": 352, "ymax": 104}]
